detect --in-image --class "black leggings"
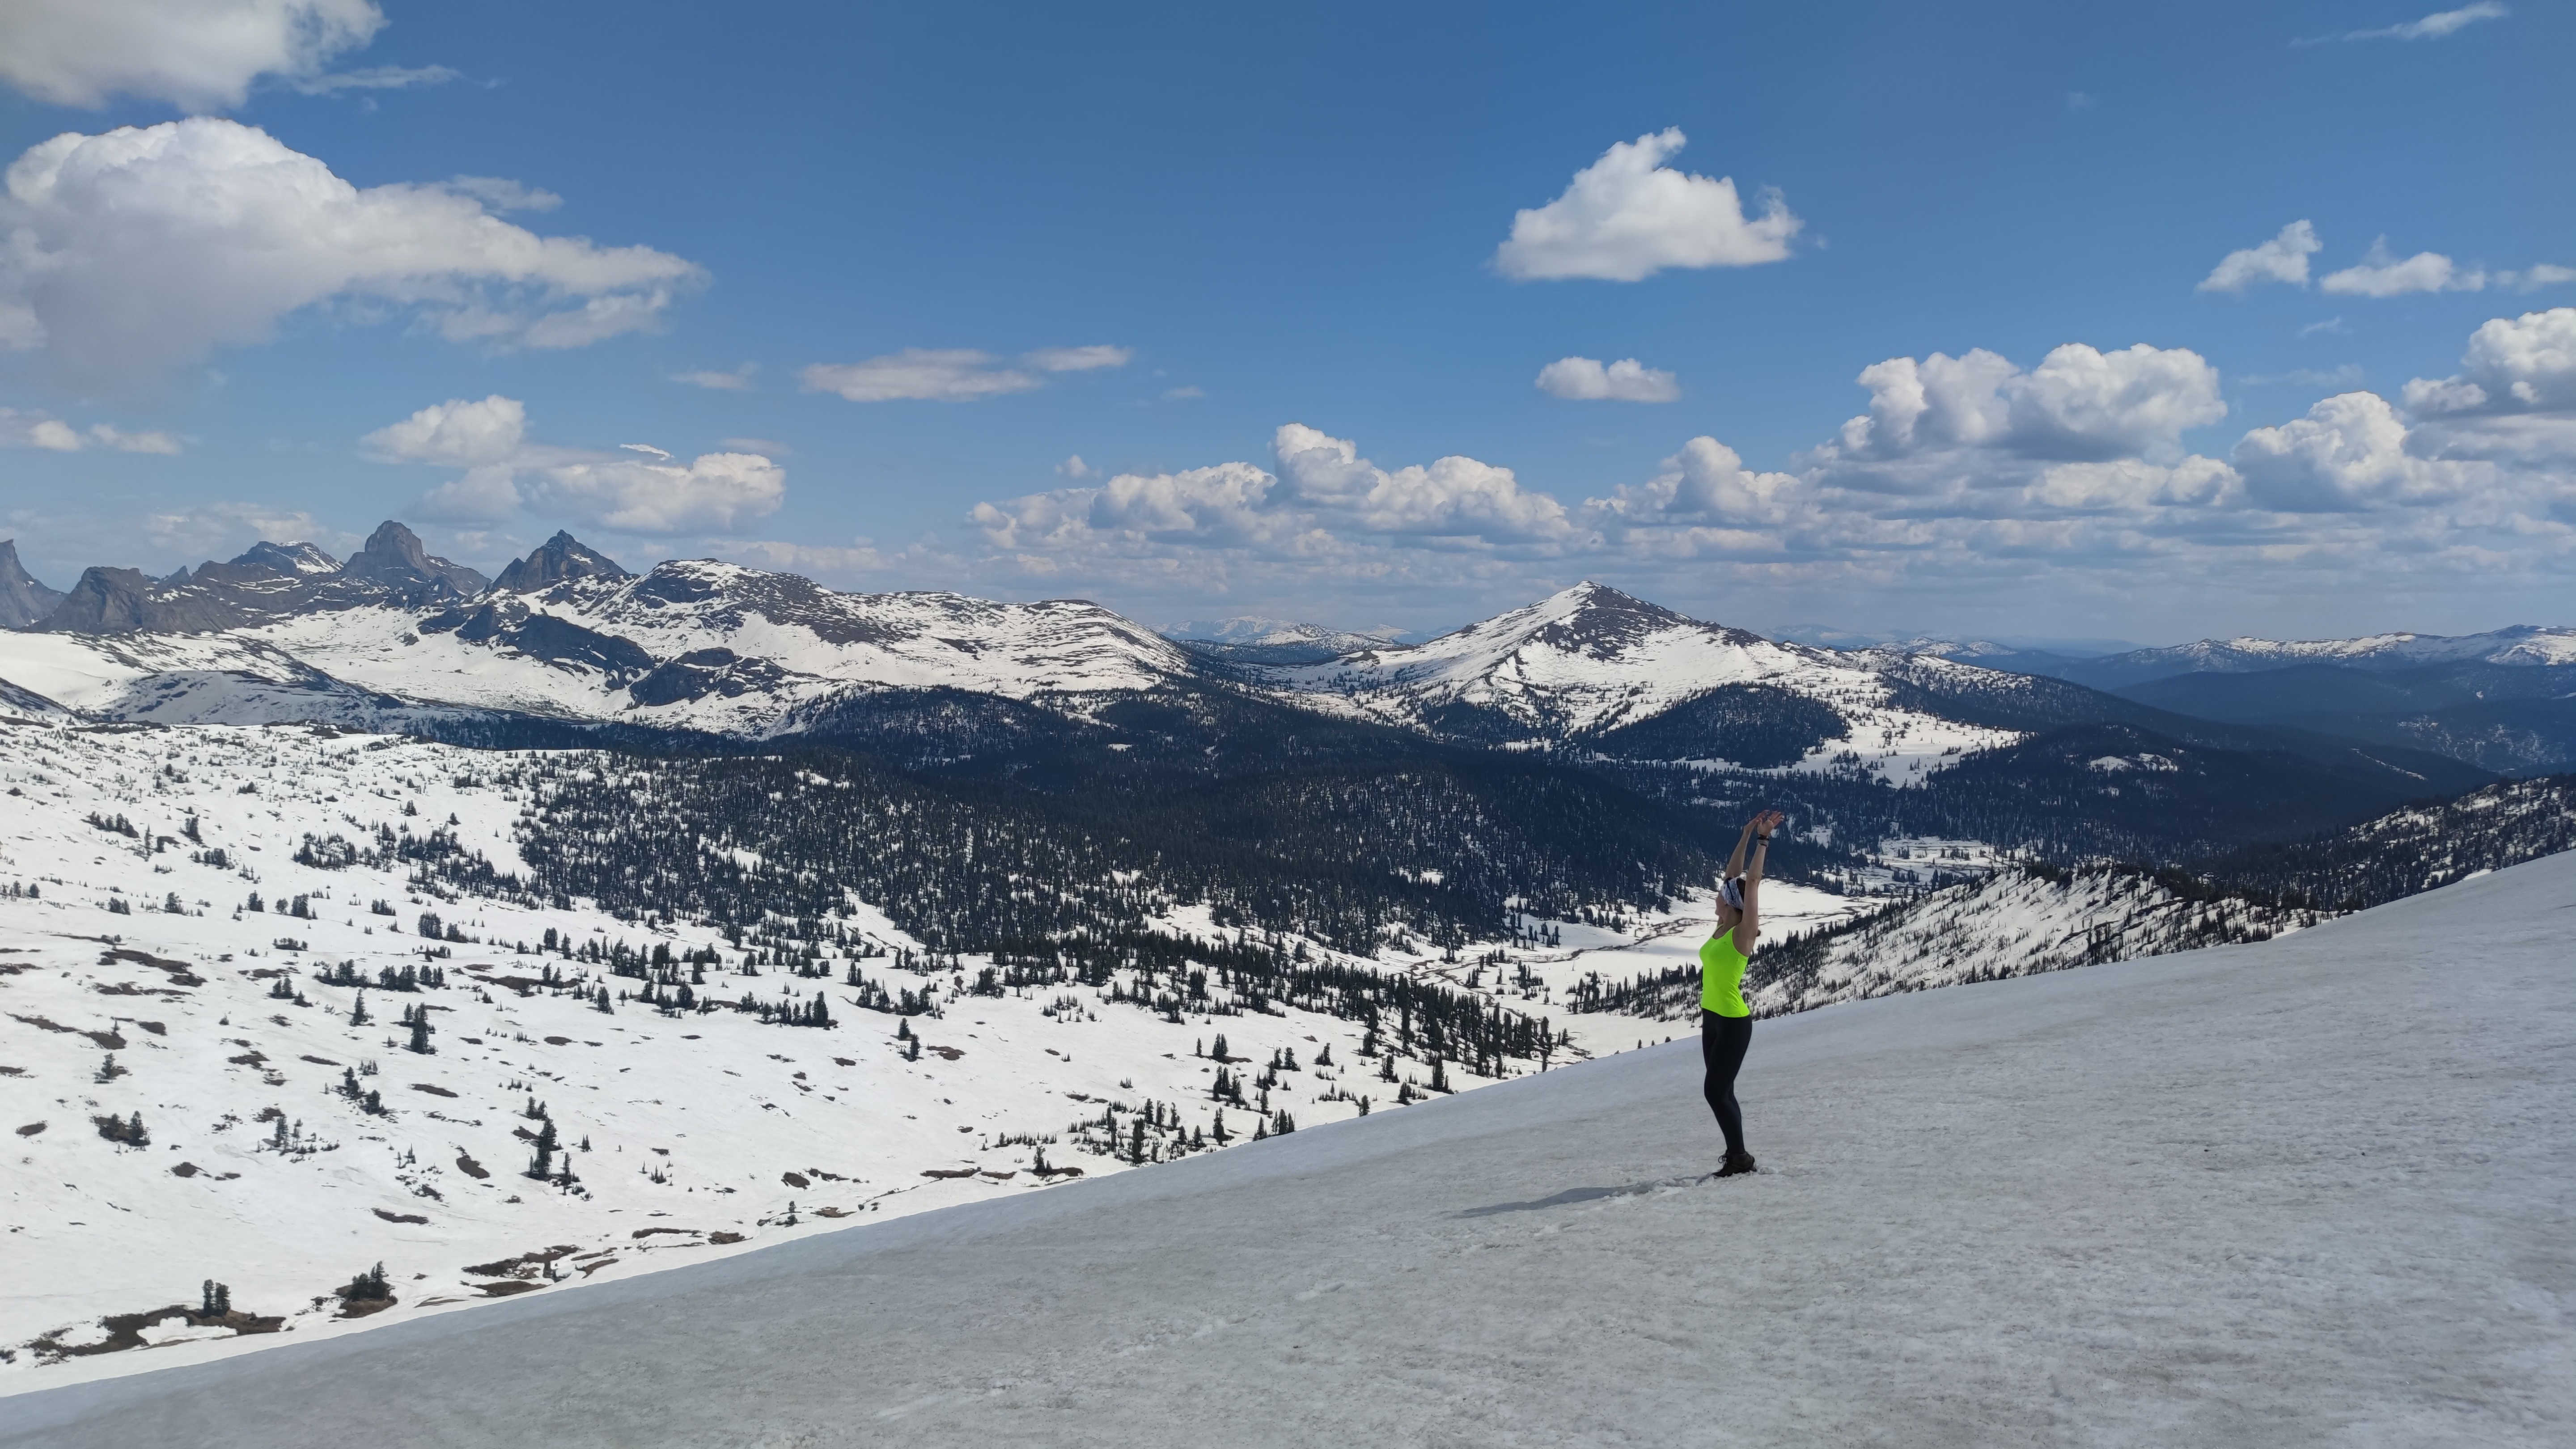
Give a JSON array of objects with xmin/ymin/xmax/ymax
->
[{"xmin": 1701, "ymin": 1009, "xmax": 1751, "ymax": 1157}]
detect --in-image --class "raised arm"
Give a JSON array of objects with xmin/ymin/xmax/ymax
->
[
  {"xmin": 1733, "ymin": 810, "xmax": 1784, "ymax": 955},
  {"xmin": 1722, "ymin": 817, "xmax": 1756, "ymax": 884}
]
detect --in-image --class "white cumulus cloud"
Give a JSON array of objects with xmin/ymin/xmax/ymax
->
[
  {"xmin": 0, "ymin": 0, "xmax": 385, "ymax": 110},
  {"xmin": 364, "ymin": 395, "xmax": 784, "ymax": 535},
  {"xmin": 1495, "ymin": 129, "xmax": 1799, "ymax": 283},
  {"xmin": 1535, "ymin": 356, "xmax": 1681, "ymax": 402},
  {"xmin": 1597, "ymin": 437, "xmax": 1806, "ymax": 523},
  {"xmin": 361, "ymin": 395, "xmax": 527, "ymax": 466},
  {"xmin": 953, "ymin": 315, "xmax": 2576, "ymax": 629},
  {"xmin": 2402, "ymin": 308, "xmax": 2576, "ymax": 416},
  {"xmin": 2199, "ymin": 220, "xmax": 2321, "ymax": 292},
  {"xmin": 532, "ymin": 453, "xmax": 785, "ymax": 535},
  {"xmin": 1830, "ymin": 343, "xmax": 2225, "ymax": 463},
  {"xmin": 2233, "ymin": 391, "xmax": 2468, "ymax": 511},
  {"xmin": 0, "ymin": 120, "xmax": 704, "ymax": 388}
]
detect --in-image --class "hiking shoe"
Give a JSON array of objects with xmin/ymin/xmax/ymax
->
[{"xmin": 1714, "ymin": 1151, "xmax": 1757, "ymax": 1178}]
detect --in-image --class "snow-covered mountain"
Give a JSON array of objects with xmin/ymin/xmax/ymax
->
[
  {"xmin": 1161, "ymin": 617, "xmax": 1401, "ymax": 650},
  {"xmin": 0, "ymin": 527, "xmax": 1199, "ymax": 738},
  {"xmin": 2035, "ymin": 624, "xmax": 2576, "ymax": 690},
  {"xmin": 5, "ymin": 540, "xmax": 2035, "ymax": 782},
  {"xmin": 17, "ymin": 528, "xmax": 2543, "ymax": 784},
  {"xmin": 1253, "ymin": 582, "xmax": 2025, "ymax": 783},
  {"xmin": 1164, "ymin": 617, "xmax": 1407, "ymax": 669}
]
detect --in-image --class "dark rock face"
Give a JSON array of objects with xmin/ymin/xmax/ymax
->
[
  {"xmin": 340, "ymin": 521, "xmax": 490, "ymax": 598},
  {"xmin": 39, "ymin": 566, "xmax": 250, "ymax": 633},
  {"xmin": 421, "ymin": 600, "xmax": 654, "ymax": 680},
  {"xmin": 492, "ymin": 532, "xmax": 630, "ymax": 593},
  {"xmin": 0, "ymin": 540, "xmax": 66, "ymax": 628},
  {"xmin": 1530, "ymin": 583, "xmax": 1764, "ymax": 660},
  {"xmin": 629, "ymin": 648, "xmax": 788, "ymax": 706},
  {"xmin": 43, "ymin": 566, "xmax": 157, "ymax": 632}
]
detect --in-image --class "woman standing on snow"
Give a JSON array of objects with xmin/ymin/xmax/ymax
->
[{"xmin": 1703, "ymin": 809, "xmax": 1781, "ymax": 1178}]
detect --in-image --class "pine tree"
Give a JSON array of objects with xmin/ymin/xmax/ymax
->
[
  {"xmin": 527, "ymin": 1116, "xmax": 558, "ymax": 1179},
  {"xmin": 349, "ymin": 990, "xmax": 370, "ymax": 1027},
  {"xmin": 407, "ymin": 1012, "xmax": 433, "ymax": 1055}
]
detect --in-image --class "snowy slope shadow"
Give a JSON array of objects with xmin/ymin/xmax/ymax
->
[
  {"xmin": 5, "ymin": 851, "xmax": 2572, "ymax": 1448},
  {"xmin": 1453, "ymin": 1178, "xmax": 1690, "ymax": 1216}
]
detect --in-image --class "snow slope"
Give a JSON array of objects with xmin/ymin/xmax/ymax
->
[
  {"xmin": 7, "ymin": 849, "xmax": 2567, "ymax": 1445},
  {"xmin": 0, "ymin": 720, "xmax": 1647, "ymax": 1379},
  {"xmin": 0, "ymin": 633, "xmax": 431, "ymax": 730}
]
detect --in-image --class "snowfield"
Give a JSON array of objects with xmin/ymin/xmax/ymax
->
[
  {"xmin": 0, "ymin": 718, "xmax": 1730, "ymax": 1382},
  {"xmin": 5, "ymin": 846, "xmax": 2567, "ymax": 1445}
]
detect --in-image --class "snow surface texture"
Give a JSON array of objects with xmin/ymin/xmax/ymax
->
[
  {"xmin": 3, "ymin": 720, "xmax": 1801, "ymax": 1375},
  {"xmin": 7, "ymin": 850, "xmax": 2568, "ymax": 1446}
]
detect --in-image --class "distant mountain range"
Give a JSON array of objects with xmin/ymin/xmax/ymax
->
[{"xmin": 1, "ymin": 522, "xmax": 2568, "ymax": 790}]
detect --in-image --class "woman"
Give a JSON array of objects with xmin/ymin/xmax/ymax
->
[{"xmin": 1702, "ymin": 809, "xmax": 1782, "ymax": 1178}]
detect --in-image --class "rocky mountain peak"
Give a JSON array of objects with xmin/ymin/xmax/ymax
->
[
  {"xmin": 38, "ymin": 566, "xmax": 155, "ymax": 633},
  {"xmin": 232, "ymin": 541, "xmax": 342, "ymax": 578},
  {"xmin": 492, "ymin": 531, "xmax": 631, "ymax": 593},
  {"xmin": 1478, "ymin": 581, "xmax": 1754, "ymax": 663},
  {"xmin": 0, "ymin": 540, "xmax": 66, "ymax": 629},
  {"xmin": 339, "ymin": 521, "xmax": 491, "ymax": 598}
]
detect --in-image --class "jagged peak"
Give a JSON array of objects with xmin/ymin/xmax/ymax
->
[
  {"xmin": 342, "ymin": 520, "xmax": 490, "ymax": 597},
  {"xmin": 229, "ymin": 540, "xmax": 342, "ymax": 577},
  {"xmin": 492, "ymin": 530, "xmax": 632, "ymax": 593}
]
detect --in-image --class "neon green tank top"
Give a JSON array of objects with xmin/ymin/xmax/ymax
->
[{"xmin": 1701, "ymin": 929, "xmax": 1750, "ymax": 1017}]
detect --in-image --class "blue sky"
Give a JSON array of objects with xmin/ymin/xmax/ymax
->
[{"xmin": 0, "ymin": 1, "xmax": 2569, "ymax": 645}]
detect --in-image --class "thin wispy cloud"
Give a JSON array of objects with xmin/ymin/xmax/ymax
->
[
  {"xmin": 291, "ymin": 64, "xmax": 463, "ymax": 96},
  {"xmin": 673, "ymin": 363, "xmax": 759, "ymax": 391},
  {"xmin": 2294, "ymin": 3, "xmax": 2508, "ymax": 47},
  {"xmin": 801, "ymin": 346, "xmax": 1131, "ymax": 403}
]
